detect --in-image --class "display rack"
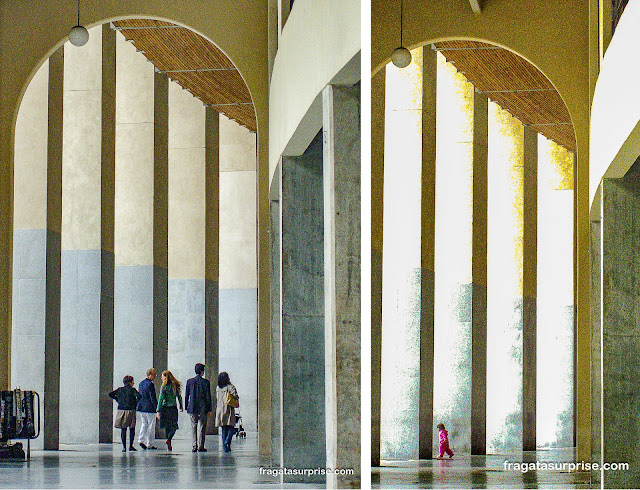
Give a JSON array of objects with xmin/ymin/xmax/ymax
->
[{"xmin": 0, "ymin": 390, "xmax": 40, "ymax": 460}]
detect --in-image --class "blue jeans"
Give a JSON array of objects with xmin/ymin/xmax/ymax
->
[{"xmin": 221, "ymin": 425, "xmax": 235, "ymax": 451}]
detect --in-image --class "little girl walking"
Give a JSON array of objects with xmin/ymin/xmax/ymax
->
[{"xmin": 437, "ymin": 423, "xmax": 454, "ymax": 459}]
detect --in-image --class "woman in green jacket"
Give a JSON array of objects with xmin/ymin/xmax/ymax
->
[{"xmin": 156, "ymin": 370, "xmax": 183, "ymax": 451}]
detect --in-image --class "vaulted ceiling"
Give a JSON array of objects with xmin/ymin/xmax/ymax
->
[
  {"xmin": 112, "ymin": 19, "xmax": 256, "ymax": 132},
  {"xmin": 434, "ymin": 40, "xmax": 575, "ymax": 152}
]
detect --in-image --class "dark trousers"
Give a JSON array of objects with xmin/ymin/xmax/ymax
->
[
  {"xmin": 221, "ymin": 425, "xmax": 235, "ymax": 451},
  {"xmin": 121, "ymin": 428, "xmax": 135, "ymax": 448}
]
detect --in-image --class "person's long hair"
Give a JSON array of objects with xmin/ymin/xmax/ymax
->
[
  {"xmin": 162, "ymin": 370, "xmax": 182, "ymax": 393},
  {"xmin": 217, "ymin": 371, "xmax": 231, "ymax": 388}
]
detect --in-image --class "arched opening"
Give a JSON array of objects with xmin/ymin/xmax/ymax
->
[
  {"xmin": 11, "ymin": 18, "xmax": 258, "ymax": 452},
  {"xmin": 373, "ymin": 39, "xmax": 577, "ymax": 480}
]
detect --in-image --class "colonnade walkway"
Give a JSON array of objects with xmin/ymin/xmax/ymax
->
[
  {"xmin": 0, "ymin": 433, "xmax": 322, "ymax": 488},
  {"xmin": 373, "ymin": 448, "xmax": 591, "ymax": 488}
]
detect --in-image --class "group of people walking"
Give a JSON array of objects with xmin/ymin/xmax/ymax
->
[{"xmin": 108, "ymin": 364, "xmax": 239, "ymax": 453}]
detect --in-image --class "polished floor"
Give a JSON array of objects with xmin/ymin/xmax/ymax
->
[
  {"xmin": 0, "ymin": 433, "xmax": 323, "ymax": 489},
  {"xmin": 373, "ymin": 449, "xmax": 594, "ymax": 489}
]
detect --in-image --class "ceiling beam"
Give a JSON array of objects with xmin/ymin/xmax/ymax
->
[{"xmin": 468, "ymin": 0, "xmax": 482, "ymax": 14}]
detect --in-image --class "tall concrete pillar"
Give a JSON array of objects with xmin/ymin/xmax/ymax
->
[
  {"xmin": 204, "ymin": 107, "xmax": 220, "ymax": 433},
  {"xmin": 219, "ymin": 114, "xmax": 258, "ymax": 431},
  {"xmin": 371, "ymin": 67, "xmax": 385, "ymax": 467},
  {"xmin": 280, "ymin": 132, "xmax": 325, "ymax": 484},
  {"xmin": 323, "ymin": 84, "xmax": 360, "ymax": 488},
  {"xmin": 270, "ymin": 171, "xmax": 281, "ymax": 464},
  {"xmin": 60, "ymin": 26, "xmax": 103, "ymax": 444},
  {"xmin": 44, "ymin": 49, "xmax": 64, "ymax": 450},
  {"xmin": 12, "ymin": 57, "xmax": 50, "ymax": 451},
  {"xmin": 601, "ymin": 172, "xmax": 640, "ymax": 487},
  {"xmin": 522, "ymin": 126, "xmax": 537, "ymax": 451},
  {"xmin": 99, "ymin": 24, "xmax": 116, "ymax": 444},
  {"xmin": 168, "ymin": 80, "xmax": 205, "ymax": 433},
  {"xmin": 419, "ymin": 46, "xmax": 436, "ymax": 461},
  {"xmin": 153, "ymin": 72, "xmax": 169, "ymax": 373},
  {"xmin": 471, "ymin": 91, "xmax": 488, "ymax": 455},
  {"xmin": 114, "ymin": 31, "xmax": 155, "ymax": 403},
  {"xmin": 590, "ymin": 217, "xmax": 602, "ymax": 486}
]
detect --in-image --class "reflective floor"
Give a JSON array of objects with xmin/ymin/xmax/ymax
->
[
  {"xmin": 373, "ymin": 449, "xmax": 594, "ymax": 488},
  {"xmin": 0, "ymin": 433, "xmax": 323, "ymax": 489}
]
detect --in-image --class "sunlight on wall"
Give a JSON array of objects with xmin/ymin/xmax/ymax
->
[
  {"xmin": 380, "ymin": 47, "xmax": 423, "ymax": 460},
  {"xmin": 487, "ymin": 101, "xmax": 524, "ymax": 453},
  {"xmin": 537, "ymin": 135, "xmax": 574, "ymax": 447},
  {"xmin": 433, "ymin": 52, "xmax": 474, "ymax": 453}
]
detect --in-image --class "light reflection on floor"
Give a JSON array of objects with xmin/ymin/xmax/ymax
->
[
  {"xmin": 373, "ymin": 448, "xmax": 593, "ymax": 488},
  {"xmin": 0, "ymin": 433, "xmax": 325, "ymax": 489}
]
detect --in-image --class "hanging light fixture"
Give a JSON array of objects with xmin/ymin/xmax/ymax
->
[
  {"xmin": 391, "ymin": 0, "xmax": 411, "ymax": 68},
  {"xmin": 68, "ymin": 0, "xmax": 89, "ymax": 47}
]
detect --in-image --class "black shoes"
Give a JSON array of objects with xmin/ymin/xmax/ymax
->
[
  {"xmin": 139, "ymin": 443, "xmax": 147, "ymax": 450},
  {"xmin": 198, "ymin": 448, "xmax": 207, "ymax": 452},
  {"xmin": 129, "ymin": 446, "xmax": 137, "ymax": 451},
  {"xmin": 192, "ymin": 448, "xmax": 198, "ymax": 452}
]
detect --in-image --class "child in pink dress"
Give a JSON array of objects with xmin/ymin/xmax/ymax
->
[{"xmin": 437, "ymin": 423, "xmax": 454, "ymax": 459}]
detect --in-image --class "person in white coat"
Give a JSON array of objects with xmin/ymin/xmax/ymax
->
[{"xmin": 215, "ymin": 371, "xmax": 238, "ymax": 452}]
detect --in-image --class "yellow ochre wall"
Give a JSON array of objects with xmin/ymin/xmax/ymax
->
[{"xmin": 372, "ymin": 0, "xmax": 595, "ymax": 461}]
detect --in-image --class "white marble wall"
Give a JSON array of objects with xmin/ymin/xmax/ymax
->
[
  {"xmin": 11, "ymin": 59, "xmax": 49, "ymax": 450},
  {"xmin": 219, "ymin": 115, "xmax": 258, "ymax": 431},
  {"xmin": 113, "ymin": 30, "xmax": 155, "ymax": 396},
  {"xmin": 168, "ymin": 79, "xmax": 206, "ymax": 419},
  {"xmin": 59, "ymin": 26, "xmax": 103, "ymax": 444}
]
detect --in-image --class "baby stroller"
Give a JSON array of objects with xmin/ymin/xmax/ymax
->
[{"xmin": 235, "ymin": 410, "xmax": 246, "ymax": 439}]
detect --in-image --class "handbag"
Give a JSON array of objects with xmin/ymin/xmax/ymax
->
[{"xmin": 225, "ymin": 391, "xmax": 239, "ymax": 408}]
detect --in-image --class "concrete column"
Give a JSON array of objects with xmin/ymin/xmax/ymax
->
[
  {"xmin": 371, "ymin": 67, "xmax": 384, "ymax": 467},
  {"xmin": 153, "ymin": 72, "xmax": 169, "ymax": 373},
  {"xmin": 471, "ymin": 91, "xmax": 488, "ymax": 455},
  {"xmin": 280, "ymin": 132, "xmax": 325, "ymax": 484},
  {"xmin": 205, "ymin": 107, "xmax": 220, "ymax": 434},
  {"xmin": 419, "ymin": 46, "xmax": 436, "ymax": 461},
  {"xmin": 219, "ymin": 114, "xmax": 258, "ymax": 431},
  {"xmin": 590, "ymin": 217, "xmax": 602, "ymax": 486},
  {"xmin": 44, "ymin": 48, "xmax": 64, "ymax": 450},
  {"xmin": 12, "ymin": 56, "xmax": 49, "ymax": 451},
  {"xmin": 269, "ymin": 174, "xmax": 281, "ymax": 464},
  {"xmin": 114, "ymin": 31, "xmax": 154, "ymax": 408},
  {"xmin": 323, "ymin": 84, "xmax": 360, "ymax": 487},
  {"xmin": 60, "ymin": 26, "xmax": 103, "ymax": 444},
  {"xmin": 601, "ymin": 172, "xmax": 640, "ymax": 487},
  {"xmin": 522, "ymin": 126, "xmax": 537, "ymax": 451},
  {"xmin": 99, "ymin": 24, "xmax": 116, "ymax": 444}
]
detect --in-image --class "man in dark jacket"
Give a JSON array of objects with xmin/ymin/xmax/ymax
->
[
  {"xmin": 185, "ymin": 363, "xmax": 212, "ymax": 452},
  {"xmin": 137, "ymin": 368, "xmax": 158, "ymax": 449}
]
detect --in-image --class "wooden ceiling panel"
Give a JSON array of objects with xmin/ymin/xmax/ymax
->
[
  {"xmin": 434, "ymin": 41, "xmax": 575, "ymax": 152},
  {"xmin": 113, "ymin": 19, "xmax": 255, "ymax": 132}
]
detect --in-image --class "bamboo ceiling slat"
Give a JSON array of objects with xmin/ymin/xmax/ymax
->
[
  {"xmin": 434, "ymin": 41, "xmax": 575, "ymax": 151},
  {"xmin": 113, "ymin": 19, "xmax": 256, "ymax": 131}
]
